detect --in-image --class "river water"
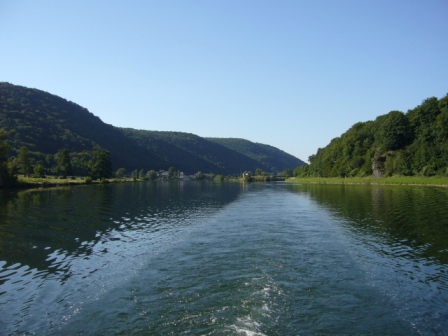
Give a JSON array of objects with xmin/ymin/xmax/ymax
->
[{"xmin": 0, "ymin": 182, "xmax": 447, "ymax": 335}]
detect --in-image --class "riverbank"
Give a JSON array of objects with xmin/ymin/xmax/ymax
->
[
  {"xmin": 13, "ymin": 175, "xmax": 238, "ymax": 189},
  {"xmin": 286, "ymin": 176, "xmax": 448, "ymax": 186},
  {"xmin": 14, "ymin": 176, "xmax": 138, "ymax": 188}
]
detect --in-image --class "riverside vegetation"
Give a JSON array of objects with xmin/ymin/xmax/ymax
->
[
  {"xmin": 0, "ymin": 82, "xmax": 303, "ymax": 188},
  {"xmin": 1, "ymin": 82, "xmax": 447, "ymax": 188},
  {"xmin": 287, "ymin": 176, "xmax": 448, "ymax": 186},
  {"xmin": 293, "ymin": 94, "xmax": 448, "ymax": 182}
]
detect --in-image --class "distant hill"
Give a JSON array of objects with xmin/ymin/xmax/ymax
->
[
  {"xmin": 0, "ymin": 82, "xmax": 304, "ymax": 175},
  {"xmin": 119, "ymin": 129, "xmax": 302, "ymax": 174},
  {"xmin": 295, "ymin": 95, "xmax": 448, "ymax": 178},
  {"xmin": 206, "ymin": 138, "xmax": 304, "ymax": 172},
  {"xmin": 0, "ymin": 82, "xmax": 166, "ymax": 171}
]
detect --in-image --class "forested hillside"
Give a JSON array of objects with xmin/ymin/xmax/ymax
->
[
  {"xmin": 206, "ymin": 138, "xmax": 304, "ymax": 172},
  {"xmin": 295, "ymin": 95, "xmax": 448, "ymax": 178},
  {"xmin": 0, "ymin": 82, "xmax": 166, "ymax": 172},
  {"xmin": 119, "ymin": 129, "xmax": 300, "ymax": 174},
  {"xmin": 0, "ymin": 82, "xmax": 303, "ymax": 178}
]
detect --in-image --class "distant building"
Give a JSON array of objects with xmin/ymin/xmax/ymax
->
[{"xmin": 158, "ymin": 171, "xmax": 169, "ymax": 179}]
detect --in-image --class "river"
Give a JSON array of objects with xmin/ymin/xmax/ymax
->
[{"xmin": 1, "ymin": 182, "xmax": 447, "ymax": 335}]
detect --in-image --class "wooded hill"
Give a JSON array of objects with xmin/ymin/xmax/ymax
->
[
  {"xmin": 206, "ymin": 137, "xmax": 301, "ymax": 173},
  {"xmin": 0, "ymin": 82, "xmax": 304, "ymax": 175},
  {"xmin": 295, "ymin": 94, "xmax": 448, "ymax": 178}
]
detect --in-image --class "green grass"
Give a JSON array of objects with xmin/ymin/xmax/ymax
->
[
  {"xmin": 286, "ymin": 176, "xmax": 448, "ymax": 186},
  {"xmin": 18, "ymin": 175, "xmax": 86, "ymax": 185},
  {"xmin": 17, "ymin": 175, "xmax": 138, "ymax": 187}
]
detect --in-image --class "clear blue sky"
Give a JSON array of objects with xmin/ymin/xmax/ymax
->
[{"xmin": 1, "ymin": 1, "xmax": 447, "ymax": 162}]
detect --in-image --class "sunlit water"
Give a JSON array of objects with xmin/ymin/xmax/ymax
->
[{"xmin": 1, "ymin": 182, "xmax": 447, "ymax": 335}]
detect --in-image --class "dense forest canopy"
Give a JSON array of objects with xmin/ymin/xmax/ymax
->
[
  {"xmin": 295, "ymin": 95, "xmax": 448, "ymax": 178},
  {"xmin": 0, "ymin": 82, "xmax": 166, "ymax": 171},
  {"xmin": 0, "ymin": 82, "xmax": 303, "ymax": 182},
  {"xmin": 119, "ymin": 129, "xmax": 304, "ymax": 174},
  {"xmin": 206, "ymin": 138, "xmax": 304, "ymax": 172}
]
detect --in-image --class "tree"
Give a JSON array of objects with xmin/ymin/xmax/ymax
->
[
  {"xmin": 115, "ymin": 168, "xmax": 126, "ymax": 178},
  {"xmin": 91, "ymin": 149, "xmax": 112, "ymax": 180},
  {"xmin": 280, "ymin": 168, "xmax": 293, "ymax": 177},
  {"xmin": 146, "ymin": 170, "xmax": 157, "ymax": 181},
  {"xmin": 194, "ymin": 171, "xmax": 205, "ymax": 180},
  {"xmin": 255, "ymin": 168, "xmax": 264, "ymax": 176},
  {"xmin": 139, "ymin": 169, "xmax": 145, "ymax": 180},
  {"xmin": 168, "ymin": 167, "xmax": 177, "ymax": 179},
  {"xmin": 377, "ymin": 111, "xmax": 411, "ymax": 150},
  {"xmin": 0, "ymin": 129, "xmax": 17, "ymax": 187},
  {"xmin": 17, "ymin": 146, "xmax": 32, "ymax": 177},
  {"xmin": 34, "ymin": 163, "xmax": 45, "ymax": 178},
  {"xmin": 55, "ymin": 148, "xmax": 72, "ymax": 178},
  {"xmin": 131, "ymin": 169, "xmax": 138, "ymax": 181},
  {"xmin": 45, "ymin": 154, "xmax": 54, "ymax": 170}
]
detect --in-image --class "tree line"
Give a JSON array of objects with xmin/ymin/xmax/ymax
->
[
  {"xmin": 0, "ymin": 128, "xmax": 113, "ymax": 187},
  {"xmin": 294, "ymin": 95, "xmax": 448, "ymax": 178},
  {"xmin": 1, "ymin": 129, "xmax": 242, "ymax": 187}
]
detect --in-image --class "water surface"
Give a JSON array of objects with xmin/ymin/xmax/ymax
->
[{"xmin": 1, "ymin": 182, "xmax": 447, "ymax": 335}]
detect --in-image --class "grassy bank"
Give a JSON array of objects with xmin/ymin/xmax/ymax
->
[
  {"xmin": 286, "ymin": 176, "xmax": 448, "ymax": 186},
  {"xmin": 17, "ymin": 176, "xmax": 87, "ymax": 187},
  {"xmin": 16, "ymin": 175, "xmax": 139, "ymax": 188}
]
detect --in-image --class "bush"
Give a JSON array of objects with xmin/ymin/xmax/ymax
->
[{"xmin": 85, "ymin": 176, "xmax": 93, "ymax": 184}]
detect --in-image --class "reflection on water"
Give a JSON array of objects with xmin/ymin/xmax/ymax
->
[
  {"xmin": 288, "ymin": 183, "xmax": 448, "ymax": 335},
  {"xmin": 0, "ymin": 182, "xmax": 242, "ymax": 277},
  {"xmin": 0, "ymin": 182, "xmax": 244, "ymax": 333},
  {"xmin": 1, "ymin": 182, "xmax": 448, "ymax": 335},
  {"xmin": 291, "ymin": 184, "xmax": 448, "ymax": 264}
]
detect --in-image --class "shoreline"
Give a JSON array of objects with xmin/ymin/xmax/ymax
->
[
  {"xmin": 286, "ymin": 176, "xmax": 448, "ymax": 187},
  {"xmin": 4, "ymin": 176, "xmax": 140, "ymax": 190},
  {"xmin": 4, "ymin": 176, "xmax": 448, "ymax": 190}
]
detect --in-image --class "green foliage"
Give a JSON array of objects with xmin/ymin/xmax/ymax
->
[
  {"xmin": 131, "ymin": 169, "xmax": 138, "ymax": 181},
  {"xmin": 0, "ymin": 82, "xmax": 165, "ymax": 171},
  {"xmin": 138, "ymin": 169, "xmax": 145, "ymax": 179},
  {"xmin": 0, "ymin": 129, "xmax": 17, "ymax": 187},
  {"xmin": 167, "ymin": 167, "xmax": 178, "ymax": 179},
  {"xmin": 17, "ymin": 146, "xmax": 32, "ymax": 176},
  {"xmin": 194, "ymin": 171, "xmax": 205, "ymax": 180},
  {"xmin": 214, "ymin": 174, "xmax": 224, "ymax": 182},
  {"xmin": 146, "ymin": 169, "xmax": 157, "ymax": 181},
  {"xmin": 279, "ymin": 168, "xmax": 293, "ymax": 177},
  {"xmin": 299, "ymin": 95, "xmax": 448, "ymax": 178},
  {"xmin": 33, "ymin": 163, "xmax": 45, "ymax": 178},
  {"xmin": 91, "ymin": 149, "xmax": 112, "ymax": 180},
  {"xmin": 55, "ymin": 148, "xmax": 72, "ymax": 178},
  {"xmin": 121, "ymin": 128, "xmax": 304, "ymax": 175},
  {"xmin": 376, "ymin": 111, "xmax": 411, "ymax": 150},
  {"xmin": 206, "ymin": 137, "xmax": 305, "ymax": 173},
  {"xmin": 115, "ymin": 168, "xmax": 126, "ymax": 178},
  {"xmin": 254, "ymin": 168, "xmax": 265, "ymax": 176},
  {"xmin": 288, "ymin": 176, "xmax": 448, "ymax": 186},
  {"xmin": 0, "ymin": 82, "xmax": 304, "ymax": 176}
]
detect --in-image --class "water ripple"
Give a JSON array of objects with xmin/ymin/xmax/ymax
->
[{"xmin": 1, "ymin": 183, "xmax": 448, "ymax": 335}]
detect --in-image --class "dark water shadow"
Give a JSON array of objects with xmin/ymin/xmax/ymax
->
[{"xmin": 0, "ymin": 182, "xmax": 244, "ymax": 280}]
